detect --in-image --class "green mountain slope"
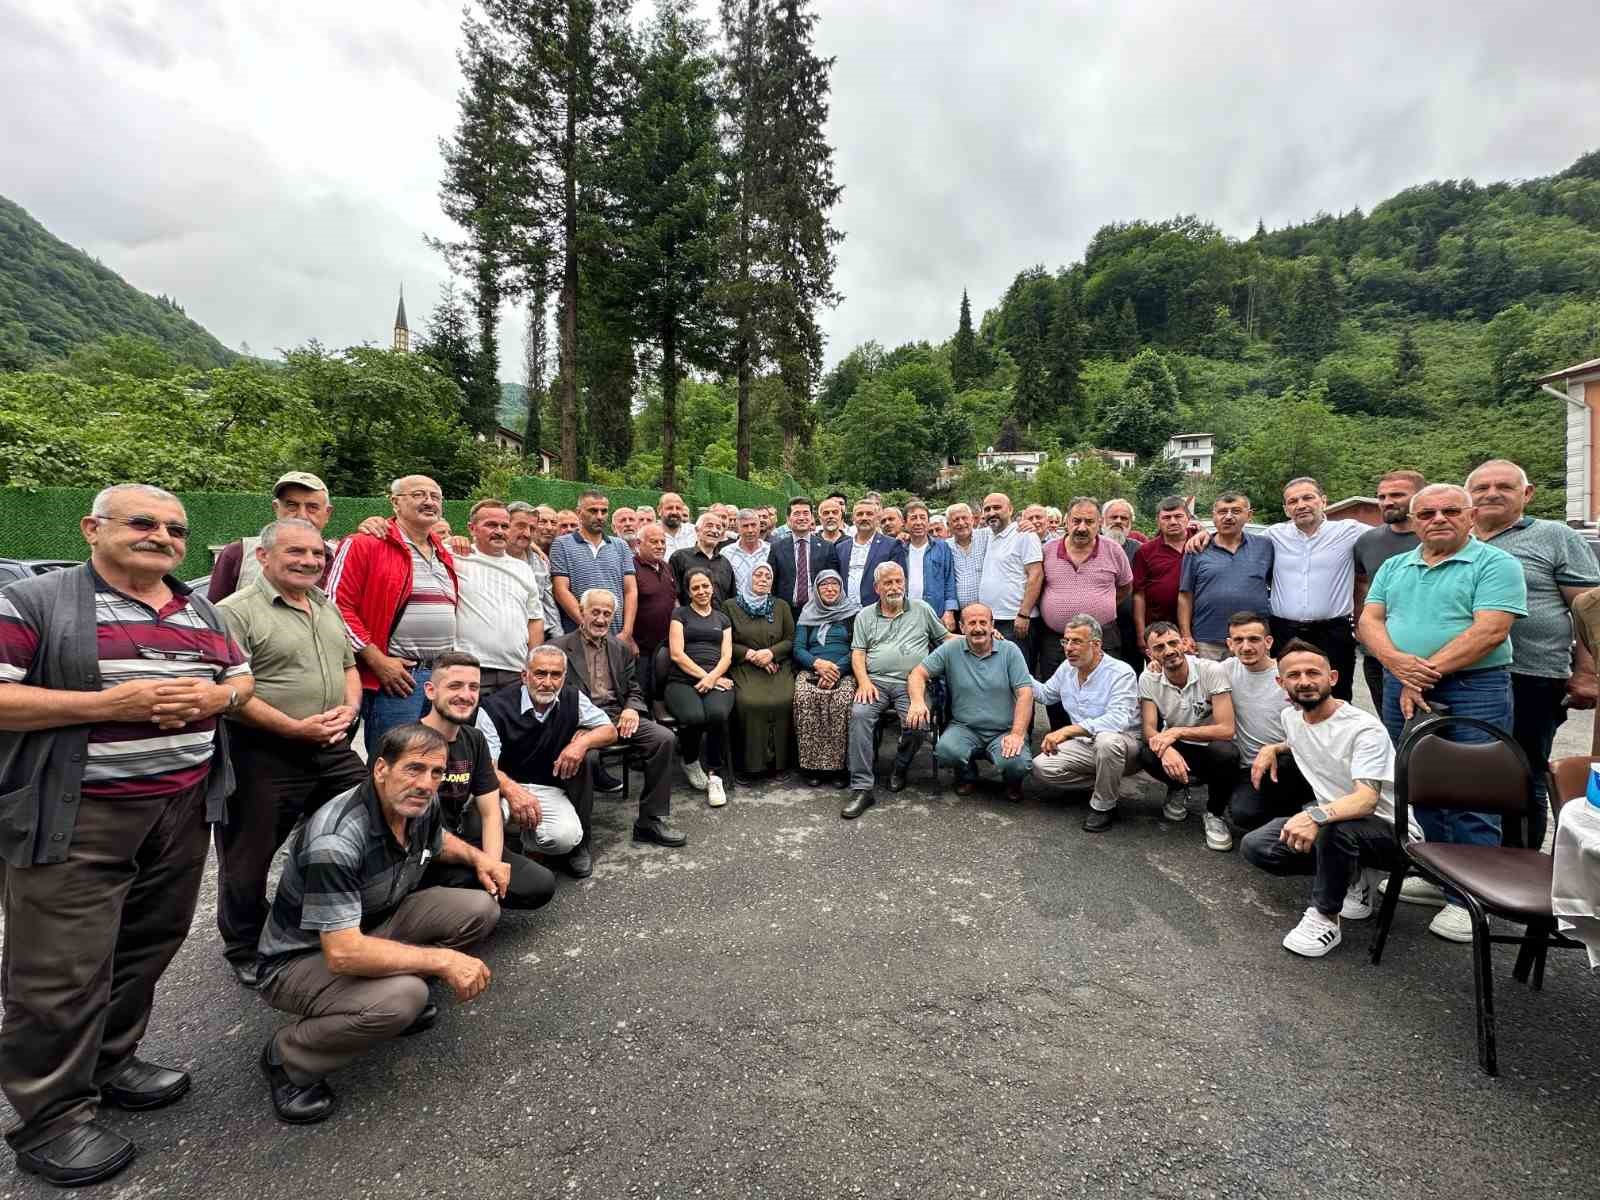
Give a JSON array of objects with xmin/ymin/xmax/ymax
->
[{"xmin": 0, "ymin": 195, "xmax": 234, "ymax": 370}]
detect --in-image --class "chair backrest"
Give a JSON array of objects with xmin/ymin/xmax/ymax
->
[
  {"xmin": 1547, "ymin": 755, "xmax": 1600, "ymax": 830},
  {"xmin": 1394, "ymin": 714, "xmax": 1532, "ymax": 836}
]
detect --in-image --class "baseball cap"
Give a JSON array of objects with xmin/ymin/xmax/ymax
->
[{"xmin": 273, "ymin": 470, "xmax": 329, "ymax": 497}]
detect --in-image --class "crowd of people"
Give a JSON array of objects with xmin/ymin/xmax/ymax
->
[{"xmin": 0, "ymin": 458, "xmax": 1595, "ymax": 1186}]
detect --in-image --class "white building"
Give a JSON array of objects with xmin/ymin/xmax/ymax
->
[
  {"xmin": 975, "ymin": 447, "xmax": 1048, "ymax": 479},
  {"xmin": 1064, "ymin": 447, "xmax": 1137, "ymax": 471},
  {"xmin": 1537, "ymin": 357, "xmax": 1600, "ymax": 525},
  {"xmin": 1163, "ymin": 432, "xmax": 1215, "ymax": 474}
]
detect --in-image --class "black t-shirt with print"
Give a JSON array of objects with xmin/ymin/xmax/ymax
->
[{"xmin": 437, "ymin": 722, "xmax": 499, "ymax": 837}]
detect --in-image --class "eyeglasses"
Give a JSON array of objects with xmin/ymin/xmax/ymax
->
[
  {"xmin": 95, "ymin": 514, "xmax": 190, "ymax": 539},
  {"xmin": 1414, "ymin": 507, "xmax": 1466, "ymax": 521},
  {"xmin": 399, "ymin": 490, "xmax": 443, "ymax": 503}
]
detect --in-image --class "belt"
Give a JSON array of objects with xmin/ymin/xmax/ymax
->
[{"xmin": 1277, "ymin": 615, "xmax": 1350, "ymax": 626}]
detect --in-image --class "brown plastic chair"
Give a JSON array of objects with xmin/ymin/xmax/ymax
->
[{"xmin": 1369, "ymin": 716, "xmax": 1582, "ymax": 1076}]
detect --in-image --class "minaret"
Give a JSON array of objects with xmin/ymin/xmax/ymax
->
[{"xmin": 392, "ymin": 286, "xmax": 410, "ymax": 352}]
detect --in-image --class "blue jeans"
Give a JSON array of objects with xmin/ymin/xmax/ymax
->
[
  {"xmin": 935, "ymin": 723, "xmax": 1034, "ymax": 782},
  {"xmin": 361, "ymin": 665, "xmax": 433, "ymax": 757},
  {"xmin": 1381, "ymin": 666, "xmax": 1510, "ymax": 854}
]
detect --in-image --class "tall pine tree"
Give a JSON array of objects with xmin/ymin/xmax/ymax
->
[
  {"xmin": 1045, "ymin": 288, "xmax": 1085, "ymax": 437},
  {"xmin": 951, "ymin": 288, "xmax": 981, "ymax": 391}
]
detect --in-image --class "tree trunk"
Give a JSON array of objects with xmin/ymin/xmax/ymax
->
[
  {"xmin": 558, "ymin": 21, "xmax": 580, "ymax": 480},
  {"xmin": 660, "ymin": 314, "xmax": 677, "ymax": 491},
  {"xmin": 733, "ymin": 0, "xmax": 758, "ymax": 481}
]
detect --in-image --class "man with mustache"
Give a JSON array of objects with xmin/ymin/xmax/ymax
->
[
  {"xmin": 1467, "ymin": 459, "xmax": 1600, "ymax": 852},
  {"xmin": 453, "ymin": 499, "xmax": 545, "ymax": 697},
  {"xmin": 1137, "ymin": 622, "xmax": 1239, "ymax": 847},
  {"xmin": 1240, "ymin": 640, "xmax": 1418, "ymax": 959},
  {"xmin": 207, "ymin": 470, "xmax": 338, "ymax": 602},
  {"xmin": 1352, "ymin": 471, "xmax": 1425, "ymax": 707},
  {"xmin": 507, "ymin": 501, "xmax": 564, "ymax": 642},
  {"xmin": 1178, "ymin": 492, "xmax": 1273, "ymax": 661},
  {"xmin": 1358, "ymin": 482, "xmax": 1527, "ymax": 943},
  {"xmin": 328, "ymin": 474, "xmax": 459, "ymax": 755},
  {"xmin": 0, "ymin": 484, "xmax": 253, "ymax": 1185},
  {"xmin": 255, "ymin": 724, "xmax": 500, "ymax": 1124},
  {"xmin": 549, "ymin": 491, "xmax": 637, "ymax": 646},
  {"xmin": 215, "ymin": 519, "xmax": 366, "ymax": 988}
]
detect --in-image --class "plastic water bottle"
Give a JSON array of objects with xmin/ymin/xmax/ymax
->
[{"xmin": 1586, "ymin": 764, "xmax": 1600, "ymax": 809}]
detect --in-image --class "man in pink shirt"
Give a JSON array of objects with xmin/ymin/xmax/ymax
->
[{"xmin": 1038, "ymin": 498, "xmax": 1132, "ymax": 715}]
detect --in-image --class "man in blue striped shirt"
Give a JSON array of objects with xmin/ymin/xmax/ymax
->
[{"xmin": 548, "ymin": 490, "xmax": 637, "ymax": 644}]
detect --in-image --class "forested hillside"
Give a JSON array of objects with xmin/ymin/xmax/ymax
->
[
  {"xmin": 0, "ymin": 195, "xmax": 234, "ymax": 371},
  {"xmin": 802, "ymin": 150, "xmax": 1600, "ymax": 519}
]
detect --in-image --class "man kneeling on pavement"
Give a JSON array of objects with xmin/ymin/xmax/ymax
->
[
  {"xmin": 256, "ymin": 723, "xmax": 502, "ymax": 1124},
  {"xmin": 906, "ymin": 602, "xmax": 1034, "ymax": 801},
  {"xmin": 475, "ymin": 643, "xmax": 617, "ymax": 877},
  {"xmin": 1240, "ymin": 640, "xmax": 1421, "ymax": 958},
  {"xmin": 553, "ymin": 587, "xmax": 686, "ymax": 848}
]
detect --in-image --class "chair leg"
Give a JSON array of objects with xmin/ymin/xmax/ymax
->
[
  {"xmin": 1529, "ymin": 920, "xmax": 1552, "ymax": 992},
  {"xmin": 1369, "ymin": 866, "xmax": 1407, "ymax": 966},
  {"xmin": 1464, "ymin": 896, "xmax": 1497, "ymax": 1077}
]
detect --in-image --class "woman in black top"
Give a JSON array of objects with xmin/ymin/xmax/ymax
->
[{"xmin": 666, "ymin": 569, "xmax": 735, "ymax": 799}]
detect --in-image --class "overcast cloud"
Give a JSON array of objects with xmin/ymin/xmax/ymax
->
[{"xmin": 4, "ymin": 1, "xmax": 1599, "ymax": 382}]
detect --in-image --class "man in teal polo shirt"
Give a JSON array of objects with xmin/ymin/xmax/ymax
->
[
  {"xmin": 907, "ymin": 603, "xmax": 1035, "ymax": 801},
  {"xmin": 1357, "ymin": 481, "xmax": 1527, "ymax": 943}
]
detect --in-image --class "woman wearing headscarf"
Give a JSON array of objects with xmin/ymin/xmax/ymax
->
[
  {"xmin": 792, "ymin": 569, "xmax": 861, "ymax": 787},
  {"xmin": 722, "ymin": 562, "xmax": 796, "ymax": 782}
]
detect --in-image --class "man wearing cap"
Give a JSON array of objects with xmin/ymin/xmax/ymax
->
[{"xmin": 208, "ymin": 472, "xmax": 338, "ymax": 602}]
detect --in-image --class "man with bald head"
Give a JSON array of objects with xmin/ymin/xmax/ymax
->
[
  {"xmin": 328, "ymin": 475, "xmax": 459, "ymax": 755},
  {"xmin": 978, "ymin": 492, "xmax": 1044, "ymax": 671},
  {"xmin": 658, "ymin": 492, "xmax": 698, "ymax": 554}
]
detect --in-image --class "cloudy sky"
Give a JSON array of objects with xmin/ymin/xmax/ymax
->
[{"xmin": 5, "ymin": 1, "xmax": 1599, "ymax": 379}]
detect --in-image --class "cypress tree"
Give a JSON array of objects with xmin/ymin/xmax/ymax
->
[{"xmin": 951, "ymin": 288, "xmax": 981, "ymax": 390}]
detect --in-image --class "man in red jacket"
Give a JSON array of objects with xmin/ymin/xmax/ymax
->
[{"xmin": 327, "ymin": 475, "xmax": 459, "ymax": 755}]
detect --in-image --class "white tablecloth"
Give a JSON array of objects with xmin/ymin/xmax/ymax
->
[{"xmin": 1553, "ymin": 798, "xmax": 1600, "ymax": 969}]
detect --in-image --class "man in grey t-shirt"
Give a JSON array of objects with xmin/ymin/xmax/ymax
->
[
  {"xmin": 1136, "ymin": 623, "xmax": 1239, "ymax": 849},
  {"xmin": 1351, "ymin": 470, "xmax": 1424, "ymax": 708},
  {"xmin": 1468, "ymin": 459, "xmax": 1600, "ymax": 850}
]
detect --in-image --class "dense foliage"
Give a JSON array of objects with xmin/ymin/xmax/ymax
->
[{"xmin": 0, "ymin": 196, "xmax": 235, "ymax": 371}]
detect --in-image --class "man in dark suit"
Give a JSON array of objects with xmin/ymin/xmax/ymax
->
[
  {"xmin": 552, "ymin": 587, "xmax": 686, "ymax": 848},
  {"xmin": 835, "ymin": 495, "xmax": 909, "ymax": 609},
  {"xmin": 769, "ymin": 497, "xmax": 833, "ymax": 613}
]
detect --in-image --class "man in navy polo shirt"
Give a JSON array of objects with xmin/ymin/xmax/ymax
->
[{"xmin": 1179, "ymin": 491, "xmax": 1274, "ymax": 660}]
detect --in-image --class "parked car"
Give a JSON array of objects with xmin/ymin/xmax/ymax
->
[{"xmin": 0, "ymin": 558, "xmax": 79, "ymax": 588}]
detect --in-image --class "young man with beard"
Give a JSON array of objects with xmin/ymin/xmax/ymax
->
[
  {"xmin": 1137, "ymin": 622, "xmax": 1238, "ymax": 849},
  {"xmin": 418, "ymin": 652, "xmax": 556, "ymax": 910},
  {"xmin": 658, "ymin": 492, "xmax": 699, "ymax": 554},
  {"xmin": 1352, "ymin": 471, "xmax": 1425, "ymax": 708},
  {"xmin": 1240, "ymin": 640, "xmax": 1419, "ymax": 959},
  {"xmin": 1219, "ymin": 612, "xmax": 1303, "ymax": 833}
]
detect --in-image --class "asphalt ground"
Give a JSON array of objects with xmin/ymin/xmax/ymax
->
[{"xmin": 2, "ymin": 677, "xmax": 1598, "ymax": 1198}]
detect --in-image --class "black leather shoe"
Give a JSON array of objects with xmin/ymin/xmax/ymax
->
[
  {"xmin": 841, "ymin": 790, "xmax": 876, "ymax": 820},
  {"xmin": 1083, "ymin": 808, "xmax": 1117, "ymax": 833},
  {"xmin": 805, "ymin": 772, "xmax": 825, "ymax": 787},
  {"xmin": 633, "ymin": 819, "xmax": 688, "ymax": 847},
  {"xmin": 400, "ymin": 1002, "xmax": 439, "ymax": 1037},
  {"xmin": 1005, "ymin": 778, "xmax": 1026, "ymax": 803},
  {"xmin": 17, "ymin": 1123, "xmax": 136, "ymax": 1188},
  {"xmin": 954, "ymin": 779, "xmax": 977, "ymax": 797},
  {"xmin": 593, "ymin": 766, "xmax": 624, "ymax": 793},
  {"xmin": 101, "ymin": 1057, "xmax": 191, "ymax": 1111},
  {"xmin": 260, "ymin": 1041, "xmax": 337, "ymax": 1125},
  {"xmin": 888, "ymin": 766, "xmax": 909, "ymax": 792},
  {"xmin": 229, "ymin": 958, "xmax": 260, "ymax": 989},
  {"xmin": 831, "ymin": 773, "xmax": 850, "ymax": 790},
  {"xmin": 564, "ymin": 846, "xmax": 594, "ymax": 878}
]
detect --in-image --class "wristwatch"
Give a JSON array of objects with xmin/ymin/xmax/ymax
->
[
  {"xmin": 223, "ymin": 686, "xmax": 242, "ymax": 714},
  {"xmin": 1308, "ymin": 806, "xmax": 1333, "ymax": 826}
]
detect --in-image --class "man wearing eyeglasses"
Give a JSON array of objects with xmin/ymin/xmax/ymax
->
[
  {"xmin": 0, "ymin": 484, "xmax": 254, "ymax": 1187},
  {"xmin": 1358, "ymin": 482, "xmax": 1528, "ymax": 943},
  {"xmin": 207, "ymin": 471, "xmax": 337, "ymax": 603},
  {"xmin": 327, "ymin": 475, "xmax": 459, "ymax": 757}
]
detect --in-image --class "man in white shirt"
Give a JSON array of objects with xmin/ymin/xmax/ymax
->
[
  {"xmin": 1030, "ymin": 615, "xmax": 1142, "ymax": 829},
  {"xmin": 454, "ymin": 500, "xmax": 545, "ymax": 695},
  {"xmin": 1137, "ymin": 623, "xmax": 1238, "ymax": 850},
  {"xmin": 1219, "ymin": 611, "xmax": 1307, "ymax": 833},
  {"xmin": 977, "ymin": 492, "xmax": 1044, "ymax": 671},
  {"xmin": 657, "ymin": 491, "xmax": 699, "ymax": 555},
  {"xmin": 1241, "ymin": 638, "xmax": 1417, "ymax": 959}
]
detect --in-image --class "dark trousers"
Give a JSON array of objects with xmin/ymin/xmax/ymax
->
[
  {"xmin": 1242, "ymin": 815, "xmax": 1404, "ymax": 917},
  {"xmin": 478, "ymin": 667, "xmax": 524, "ymax": 696},
  {"xmin": 1361, "ymin": 650, "xmax": 1386, "ymax": 712},
  {"xmin": 1228, "ymin": 753, "xmax": 1314, "ymax": 832},
  {"xmin": 215, "ymin": 731, "xmax": 368, "ymax": 965},
  {"xmin": 0, "ymin": 785, "xmax": 210, "ymax": 1151},
  {"xmin": 1506, "ymin": 673, "xmax": 1567, "ymax": 850},
  {"xmin": 664, "ymin": 682, "xmax": 735, "ymax": 767},
  {"xmin": 1136, "ymin": 739, "xmax": 1240, "ymax": 815},
  {"xmin": 1270, "ymin": 616, "xmax": 1355, "ymax": 701},
  {"xmin": 1114, "ymin": 594, "xmax": 1143, "ymax": 671},
  {"xmin": 602, "ymin": 709, "xmax": 676, "ymax": 821},
  {"xmin": 994, "ymin": 619, "xmax": 1038, "ymax": 675},
  {"xmin": 421, "ymin": 848, "xmax": 555, "ymax": 911}
]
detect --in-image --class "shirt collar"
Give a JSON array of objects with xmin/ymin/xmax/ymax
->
[
  {"xmin": 1480, "ymin": 516, "xmax": 1534, "ymax": 540},
  {"xmin": 519, "ymin": 685, "xmax": 558, "ymax": 720}
]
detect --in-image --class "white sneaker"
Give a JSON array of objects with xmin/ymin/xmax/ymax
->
[
  {"xmin": 1429, "ymin": 902, "xmax": 1474, "ymax": 943},
  {"xmin": 1282, "ymin": 907, "xmax": 1342, "ymax": 958},
  {"xmin": 1202, "ymin": 813, "xmax": 1232, "ymax": 851},
  {"xmin": 684, "ymin": 760, "xmax": 709, "ymax": 791},
  {"xmin": 1377, "ymin": 873, "xmax": 1446, "ymax": 907},
  {"xmin": 1341, "ymin": 869, "xmax": 1375, "ymax": 921},
  {"xmin": 1163, "ymin": 788, "xmax": 1189, "ymax": 822},
  {"xmin": 706, "ymin": 774, "xmax": 727, "ymax": 808}
]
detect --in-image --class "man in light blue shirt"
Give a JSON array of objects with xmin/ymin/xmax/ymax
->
[
  {"xmin": 907, "ymin": 603, "xmax": 1034, "ymax": 801},
  {"xmin": 1029, "ymin": 613, "xmax": 1142, "ymax": 829}
]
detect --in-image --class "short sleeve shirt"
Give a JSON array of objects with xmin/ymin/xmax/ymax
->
[
  {"xmin": 218, "ymin": 577, "xmax": 352, "ymax": 721},
  {"xmin": 1353, "ymin": 525, "xmax": 1419, "ymax": 580},
  {"xmin": 436, "ymin": 722, "xmax": 499, "ymax": 834},
  {"xmin": 454, "ymin": 553, "xmax": 542, "ymax": 672},
  {"xmin": 978, "ymin": 523, "xmax": 1044, "ymax": 619},
  {"xmin": 919, "ymin": 637, "xmax": 1032, "ymax": 735},
  {"xmin": 851, "ymin": 600, "xmax": 950, "ymax": 680},
  {"xmin": 1139, "ymin": 655, "xmax": 1231, "ymax": 741},
  {"xmin": 1179, "ymin": 534, "xmax": 1274, "ymax": 642},
  {"xmin": 670, "ymin": 604, "xmax": 732, "ymax": 682},
  {"xmin": 1223, "ymin": 657, "xmax": 1290, "ymax": 759},
  {"xmin": 1479, "ymin": 518, "xmax": 1600, "ymax": 678},
  {"xmin": 549, "ymin": 532, "xmax": 635, "ymax": 635},
  {"xmin": 1281, "ymin": 703, "xmax": 1418, "ymax": 836},
  {"xmin": 948, "ymin": 527, "xmax": 992, "ymax": 608},
  {"xmin": 386, "ymin": 535, "xmax": 458, "ymax": 664},
  {"xmin": 1366, "ymin": 538, "xmax": 1529, "ymax": 668},
  {"xmin": 1040, "ymin": 537, "xmax": 1132, "ymax": 631},
  {"xmin": 1131, "ymin": 538, "xmax": 1185, "ymax": 625}
]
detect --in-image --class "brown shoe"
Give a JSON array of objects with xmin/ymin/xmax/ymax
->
[
  {"xmin": 1005, "ymin": 778, "xmax": 1025, "ymax": 803},
  {"xmin": 954, "ymin": 779, "xmax": 977, "ymax": 797}
]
